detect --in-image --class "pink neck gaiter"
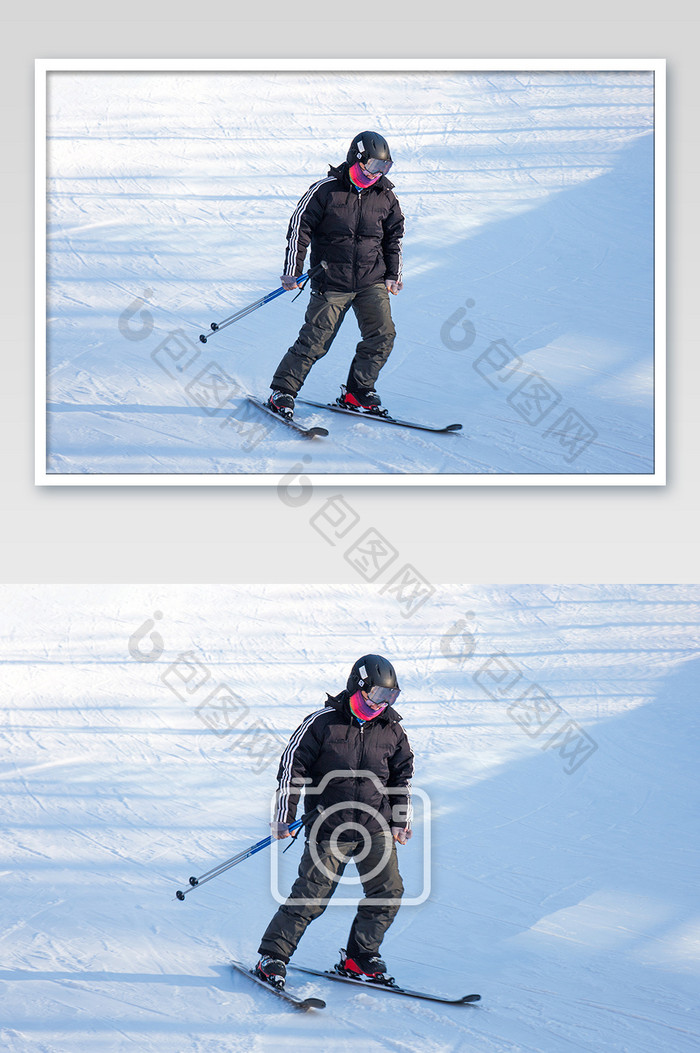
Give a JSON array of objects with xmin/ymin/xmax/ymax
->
[
  {"xmin": 348, "ymin": 162, "xmax": 381, "ymax": 189},
  {"xmin": 349, "ymin": 689, "xmax": 388, "ymax": 722}
]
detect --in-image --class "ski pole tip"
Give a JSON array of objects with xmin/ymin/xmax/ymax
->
[
  {"xmin": 176, "ymin": 889, "xmax": 186, "ymax": 901},
  {"xmin": 199, "ymin": 334, "xmax": 207, "ymax": 344}
]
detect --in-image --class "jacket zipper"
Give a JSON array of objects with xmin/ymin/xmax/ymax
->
[
  {"xmin": 356, "ymin": 721, "xmax": 365, "ymax": 826},
  {"xmin": 351, "ymin": 189, "xmax": 363, "ymax": 293}
]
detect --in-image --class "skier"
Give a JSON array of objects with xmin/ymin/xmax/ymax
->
[
  {"xmin": 255, "ymin": 654, "xmax": 414, "ymax": 989},
  {"xmin": 266, "ymin": 132, "xmax": 405, "ymax": 420}
]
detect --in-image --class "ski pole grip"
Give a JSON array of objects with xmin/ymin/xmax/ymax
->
[{"xmin": 307, "ymin": 261, "xmax": 328, "ymax": 279}]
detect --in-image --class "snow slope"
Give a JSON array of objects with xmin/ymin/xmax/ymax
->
[
  {"xmin": 2, "ymin": 584, "xmax": 698, "ymax": 1052},
  {"xmin": 44, "ymin": 68, "xmax": 657, "ymax": 477}
]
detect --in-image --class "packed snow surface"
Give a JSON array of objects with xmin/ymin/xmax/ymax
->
[
  {"xmin": 45, "ymin": 69, "xmax": 656, "ymax": 476},
  {"xmin": 2, "ymin": 584, "xmax": 698, "ymax": 1051}
]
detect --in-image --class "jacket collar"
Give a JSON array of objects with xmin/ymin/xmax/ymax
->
[
  {"xmin": 328, "ymin": 161, "xmax": 394, "ymax": 192},
  {"xmin": 326, "ymin": 690, "xmax": 402, "ymax": 725}
]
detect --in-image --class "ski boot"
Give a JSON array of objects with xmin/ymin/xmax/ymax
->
[
  {"xmin": 336, "ymin": 948, "xmax": 394, "ymax": 984},
  {"xmin": 337, "ymin": 385, "xmax": 387, "ymax": 416},
  {"xmin": 268, "ymin": 390, "xmax": 295, "ymax": 420},
  {"xmin": 255, "ymin": 955, "xmax": 287, "ymax": 989}
]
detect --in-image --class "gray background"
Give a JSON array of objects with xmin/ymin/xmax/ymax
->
[{"xmin": 3, "ymin": 6, "xmax": 693, "ymax": 583}]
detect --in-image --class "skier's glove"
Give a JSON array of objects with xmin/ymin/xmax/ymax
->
[
  {"xmin": 385, "ymin": 279, "xmax": 403, "ymax": 295},
  {"xmin": 280, "ymin": 275, "xmax": 301, "ymax": 291},
  {"xmin": 392, "ymin": 827, "xmax": 412, "ymax": 845},
  {"xmin": 270, "ymin": 822, "xmax": 291, "ymax": 839}
]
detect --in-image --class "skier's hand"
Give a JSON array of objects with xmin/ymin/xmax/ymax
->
[
  {"xmin": 385, "ymin": 279, "xmax": 403, "ymax": 295},
  {"xmin": 281, "ymin": 275, "xmax": 301, "ymax": 291},
  {"xmin": 392, "ymin": 827, "xmax": 412, "ymax": 845},
  {"xmin": 270, "ymin": 822, "xmax": 291, "ymax": 839}
]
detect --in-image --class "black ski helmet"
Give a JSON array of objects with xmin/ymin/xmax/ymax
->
[
  {"xmin": 346, "ymin": 131, "xmax": 393, "ymax": 170},
  {"xmin": 347, "ymin": 654, "xmax": 399, "ymax": 697}
]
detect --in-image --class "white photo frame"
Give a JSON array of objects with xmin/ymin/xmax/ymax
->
[{"xmin": 36, "ymin": 58, "xmax": 665, "ymax": 486}]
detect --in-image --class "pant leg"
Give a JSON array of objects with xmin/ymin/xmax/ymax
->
[
  {"xmin": 258, "ymin": 838, "xmax": 350, "ymax": 962},
  {"xmin": 271, "ymin": 290, "xmax": 354, "ymax": 395},
  {"xmin": 346, "ymin": 831, "xmax": 404, "ymax": 958},
  {"xmin": 346, "ymin": 283, "xmax": 396, "ymax": 394}
]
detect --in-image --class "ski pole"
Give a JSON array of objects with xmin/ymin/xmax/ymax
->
[
  {"xmin": 199, "ymin": 261, "xmax": 327, "ymax": 343},
  {"xmin": 175, "ymin": 818, "xmax": 303, "ymax": 900}
]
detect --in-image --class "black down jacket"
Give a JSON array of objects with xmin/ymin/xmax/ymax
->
[
  {"xmin": 283, "ymin": 162, "xmax": 404, "ymax": 294},
  {"xmin": 273, "ymin": 691, "xmax": 414, "ymax": 842}
]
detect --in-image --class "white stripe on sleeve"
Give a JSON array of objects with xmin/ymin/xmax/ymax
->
[
  {"xmin": 284, "ymin": 177, "xmax": 335, "ymax": 275},
  {"xmin": 276, "ymin": 706, "xmax": 333, "ymax": 822}
]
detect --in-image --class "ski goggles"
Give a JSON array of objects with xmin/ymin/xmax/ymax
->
[
  {"xmin": 366, "ymin": 684, "xmax": 401, "ymax": 706},
  {"xmin": 361, "ymin": 156, "xmax": 393, "ymax": 176}
]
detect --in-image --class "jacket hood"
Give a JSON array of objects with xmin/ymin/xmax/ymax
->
[
  {"xmin": 328, "ymin": 161, "xmax": 395, "ymax": 192},
  {"xmin": 325, "ymin": 689, "xmax": 402, "ymax": 725}
]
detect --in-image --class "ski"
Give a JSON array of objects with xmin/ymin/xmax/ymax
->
[
  {"xmin": 231, "ymin": 960, "xmax": 326, "ymax": 1012},
  {"xmin": 295, "ymin": 397, "xmax": 462, "ymax": 435},
  {"xmin": 287, "ymin": 963, "xmax": 480, "ymax": 1006},
  {"xmin": 246, "ymin": 396, "xmax": 329, "ymax": 439}
]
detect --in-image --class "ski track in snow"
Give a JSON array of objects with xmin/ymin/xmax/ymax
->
[
  {"xmin": 2, "ymin": 585, "xmax": 700, "ymax": 1052},
  {"xmin": 44, "ymin": 70, "xmax": 655, "ymax": 476}
]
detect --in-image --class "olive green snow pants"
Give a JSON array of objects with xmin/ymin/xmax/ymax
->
[
  {"xmin": 270, "ymin": 283, "xmax": 396, "ymax": 397},
  {"xmin": 258, "ymin": 831, "xmax": 404, "ymax": 963}
]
